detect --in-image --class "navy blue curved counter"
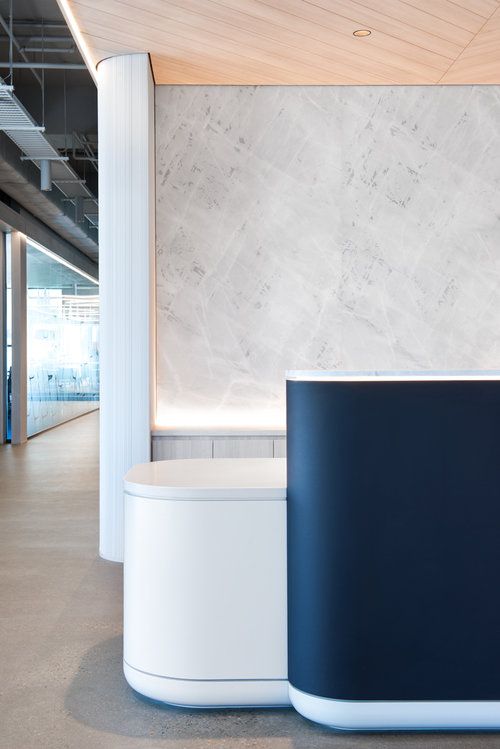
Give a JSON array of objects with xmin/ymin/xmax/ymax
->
[{"xmin": 286, "ymin": 372, "xmax": 500, "ymax": 730}]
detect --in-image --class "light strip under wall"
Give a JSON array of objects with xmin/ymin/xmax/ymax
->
[{"xmin": 154, "ymin": 407, "xmax": 286, "ymax": 433}]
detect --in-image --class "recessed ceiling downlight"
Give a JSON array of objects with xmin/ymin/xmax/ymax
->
[{"xmin": 353, "ymin": 29, "xmax": 371, "ymax": 37}]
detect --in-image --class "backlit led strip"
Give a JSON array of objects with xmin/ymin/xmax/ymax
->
[
  {"xmin": 27, "ymin": 236, "xmax": 99, "ymax": 285},
  {"xmin": 286, "ymin": 370, "xmax": 500, "ymax": 381},
  {"xmin": 57, "ymin": 0, "xmax": 97, "ymax": 84}
]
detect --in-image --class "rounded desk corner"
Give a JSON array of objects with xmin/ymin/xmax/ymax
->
[
  {"xmin": 289, "ymin": 684, "xmax": 500, "ymax": 731},
  {"xmin": 124, "ymin": 660, "xmax": 290, "ymax": 708},
  {"xmin": 123, "ymin": 661, "xmax": 197, "ymax": 707}
]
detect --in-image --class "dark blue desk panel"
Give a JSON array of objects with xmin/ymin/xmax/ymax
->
[{"xmin": 287, "ymin": 379, "xmax": 500, "ymax": 701}]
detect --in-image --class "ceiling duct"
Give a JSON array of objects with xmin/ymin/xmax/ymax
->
[{"xmin": 40, "ymin": 159, "xmax": 52, "ymax": 190}]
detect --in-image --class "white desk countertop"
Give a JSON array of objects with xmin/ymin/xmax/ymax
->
[{"xmin": 124, "ymin": 457, "xmax": 287, "ymax": 500}]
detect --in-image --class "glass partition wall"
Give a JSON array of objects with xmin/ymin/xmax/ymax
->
[
  {"xmin": 4, "ymin": 234, "xmax": 11, "ymax": 440},
  {"xmin": 26, "ymin": 240, "xmax": 99, "ymax": 436}
]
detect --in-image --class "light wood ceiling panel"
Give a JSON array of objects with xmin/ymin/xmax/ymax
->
[
  {"xmin": 441, "ymin": 6, "xmax": 500, "ymax": 82},
  {"xmin": 58, "ymin": 0, "xmax": 500, "ymax": 84}
]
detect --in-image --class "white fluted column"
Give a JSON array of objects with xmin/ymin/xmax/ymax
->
[{"xmin": 98, "ymin": 54, "xmax": 155, "ymax": 562}]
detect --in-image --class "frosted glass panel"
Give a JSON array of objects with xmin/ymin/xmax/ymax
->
[
  {"xmin": 5, "ymin": 233, "xmax": 12, "ymax": 440},
  {"xmin": 26, "ymin": 242, "xmax": 99, "ymax": 436}
]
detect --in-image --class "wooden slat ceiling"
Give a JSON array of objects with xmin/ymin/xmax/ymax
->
[{"xmin": 60, "ymin": 0, "xmax": 500, "ymax": 84}]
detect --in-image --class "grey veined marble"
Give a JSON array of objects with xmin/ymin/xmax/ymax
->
[{"xmin": 155, "ymin": 85, "xmax": 500, "ymax": 429}]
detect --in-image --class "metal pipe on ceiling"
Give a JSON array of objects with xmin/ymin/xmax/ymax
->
[
  {"xmin": 0, "ymin": 62, "xmax": 86, "ymax": 69},
  {"xmin": 20, "ymin": 47, "xmax": 76, "ymax": 54},
  {"xmin": 13, "ymin": 21, "xmax": 67, "ymax": 28},
  {"xmin": 40, "ymin": 159, "xmax": 51, "ymax": 191},
  {"xmin": 8, "ymin": 0, "xmax": 12, "ymax": 83},
  {"xmin": 14, "ymin": 35, "xmax": 74, "ymax": 42},
  {"xmin": 19, "ymin": 155, "xmax": 68, "ymax": 161}
]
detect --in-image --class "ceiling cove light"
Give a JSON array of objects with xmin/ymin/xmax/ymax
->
[
  {"xmin": 27, "ymin": 237, "xmax": 99, "ymax": 284},
  {"xmin": 353, "ymin": 29, "xmax": 372, "ymax": 37},
  {"xmin": 57, "ymin": 0, "xmax": 97, "ymax": 84}
]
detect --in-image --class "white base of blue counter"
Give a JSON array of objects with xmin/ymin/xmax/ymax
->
[
  {"xmin": 289, "ymin": 685, "xmax": 500, "ymax": 731},
  {"xmin": 125, "ymin": 661, "xmax": 289, "ymax": 707}
]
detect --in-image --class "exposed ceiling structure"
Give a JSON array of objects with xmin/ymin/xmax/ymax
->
[
  {"xmin": 0, "ymin": 0, "xmax": 97, "ymax": 262},
  {"xmin": 59, "ymin": 0, "xmax": 500, "ymax": 85},
  {"xmin": 0, "ymin": 128, "xmax": 98, "ymax": 260}
]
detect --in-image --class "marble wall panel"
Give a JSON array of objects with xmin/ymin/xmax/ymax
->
[{"xmin": 156, "ymin": 85, "xmax": 500, "ymax": 429}]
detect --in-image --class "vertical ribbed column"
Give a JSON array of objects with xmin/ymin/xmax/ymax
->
[{"xmin": 98, "ymin": 54, "xmax": 155, "ymax": 562}]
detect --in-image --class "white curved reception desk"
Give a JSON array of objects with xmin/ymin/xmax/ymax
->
[
  {"xmin": 123, "ymin": 458, "xmax": 289, "ymax": 708},
  {"xmin": 123, "ymin": 370, "xmax": 500, "ymax": 731}
]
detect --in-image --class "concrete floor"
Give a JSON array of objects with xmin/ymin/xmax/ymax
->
[{"xmin": 2, "ymin": 412, "xmax": 500, "ymax": 749}]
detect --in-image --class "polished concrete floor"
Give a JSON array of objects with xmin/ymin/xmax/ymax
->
[{"xmin": 2, "ymin": 412, "xmax": 500, "ymax": 748}]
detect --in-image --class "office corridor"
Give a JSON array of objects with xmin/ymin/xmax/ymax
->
[{"xmin": 0, "ymin": 412, "xmax": 123, "ymax": 749}]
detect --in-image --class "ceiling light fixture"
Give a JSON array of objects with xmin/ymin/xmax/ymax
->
[
  {"xmin": 353, "ymin": 29, "xmax": 371, "ymax": 37},
  {"xmin": 28, "ymin": 237, "xmax": 99, "ymax": 284},
  {"xmin": 57, "ymin": 0, "xmax": 97, "ymax": 83}
]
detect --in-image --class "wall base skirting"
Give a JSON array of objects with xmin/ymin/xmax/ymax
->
[{"xmin": 152, "ymin": 433, "xmax": 286, "ymax": 460}]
